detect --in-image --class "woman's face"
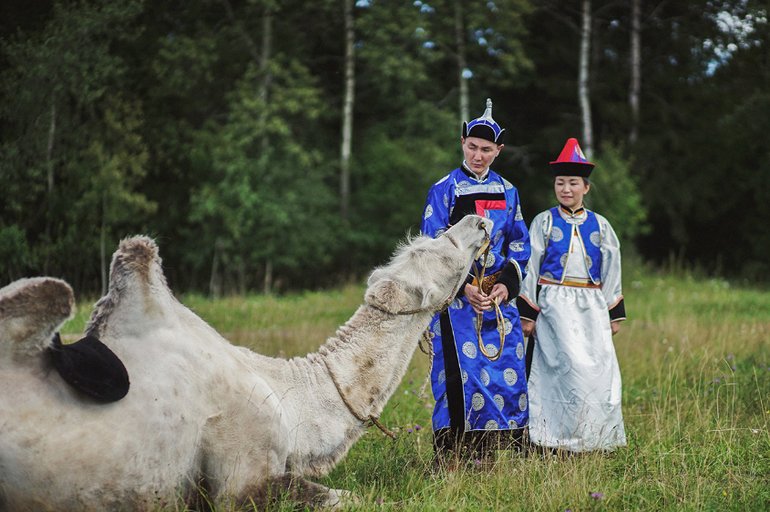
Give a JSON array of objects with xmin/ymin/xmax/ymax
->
[{"xmin": 554, "ymin": 176, "xmax": 590, "ymax": 210}]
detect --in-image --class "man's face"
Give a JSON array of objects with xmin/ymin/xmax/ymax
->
[{"xmin": 462, "ymin": 136, "xmax": 502, "ymax": 177}]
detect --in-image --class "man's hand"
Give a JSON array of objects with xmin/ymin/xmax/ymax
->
[
  {"xmin": 611, "ymin": 320, "xmax": 621, "ymax": 336},
  {"xmin": 465, "ymin": 282, "xmax": 509, "ymax": 314}
]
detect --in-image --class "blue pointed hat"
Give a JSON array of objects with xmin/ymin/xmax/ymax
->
[{"xmin": 462, "ymin": 98, "xmax": 505, "ymax": 145}]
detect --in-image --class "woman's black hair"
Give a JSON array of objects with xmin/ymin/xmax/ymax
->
[{"xmin": 553, "ymin": 176, "xmax": 591, "ymax": 186}]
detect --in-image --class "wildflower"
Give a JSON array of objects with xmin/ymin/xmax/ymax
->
[
  {"xmin": 638, "ymin": 406, "xmax": 643, "ymax": 410},
  {"xmin": 474, "ymin": 459, "xmax": 482, "ymax": 466},
  {"xmin": 415, "ymin": 425, "xmax": 422, "ymax": 431},
  {"xmin": 728, "ymin": 354, "xmax": 734, "ymax": 359},
  {"xmin": 377, "ymin": 497, "xmax": 383, "ymax": 503},
  {"xmin": 425, "ymin": 404, "xmax": 432, "ymax": 409},
  {"xmin": 714, "ymin": 379, "xmax": 720, "ymax": 383},
  {"xmin": 410, "ymin": 378, "xmax": 414, "ymax": 383},
  {"xmin": 709, "ymin": 388, "xmax": 713, "ymax": 392},
  {"xmin": 412, "ymin": 389, "xmax": 417, "ymax": 393},
  {"xmin": 652, "ymin": 389, "xmax": 658, "ymax": 393},
  {"xmin": 407, "ymin": 428, "xmax": 413, "ymax": 434},
  {"xmin": 761, "ymin": 363, "xmax": 766, "ymax": 367},
  {"xmin": 590, "ymin": 492, "xmax": 604, "ymax": 499},
  {"xmin": 732, "ymin": 366, "xmax": 737, "ymax": 371}
]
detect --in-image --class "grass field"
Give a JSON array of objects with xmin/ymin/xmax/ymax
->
[{"xmin": 60, "ymin": 265, "xmax": 770, "ymax": 511}]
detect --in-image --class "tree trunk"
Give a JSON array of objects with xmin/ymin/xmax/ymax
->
[
  {"xmin": 264, "ymin": 259, "xmax": 273, "ymax": 296},
  {"xmin": 44, "ymin": 102, "xmax": 56, "ymax": 274},
  {"xmin": 629, "ymin": 0, "xmax": 641, "ymax": 144},
  {"xmin": 455, "ymin": 0, "xmax": 469, "ymax": 123},
  {"xmin": 260, "ymin": 5, "xmax": 273, "ymax": 153},
  {"xmin": 101, "ymin": 193, "xmax": 107, "ymax": 297},
  {"xmin": 340, "ymin": 0, "xmax": 354, "ymax": 221},
  {"xmin": 210, "ymin": 237, "xmax": 222, "ymax": 298},
  {"xmin": 578, "ymin": 0, "xmax": 593, "ymax": 158}
]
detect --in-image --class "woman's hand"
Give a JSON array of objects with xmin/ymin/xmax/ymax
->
[{"xmin": 521, "ymin": 318, "xmax": 535, "ymax": 338}]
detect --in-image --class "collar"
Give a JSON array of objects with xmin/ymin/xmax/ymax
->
[
  {"xmin": 461, "ymin": 162, "xmax": 489, "ymax": 183},
  {"xmin": 559, "ymin": 203, "xmax": 585, "ymax": 216}
]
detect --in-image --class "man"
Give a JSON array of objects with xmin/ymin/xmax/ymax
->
[{"xmin": 421, "ymin": 99, "xmax": 531, "ymax": 468}]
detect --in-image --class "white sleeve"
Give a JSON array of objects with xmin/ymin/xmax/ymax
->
[
  {"xmin": 598, "ymin": 214, "xmax": 624, "ymax": 311},
  {"xmin": 519, "ymin": 211, "xmax": 550, "ymax": 313}
]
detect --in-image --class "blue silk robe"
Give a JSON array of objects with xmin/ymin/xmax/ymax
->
[{"xmin": 421, "ymin": 165, "xmax": 531, "ymax": 434}]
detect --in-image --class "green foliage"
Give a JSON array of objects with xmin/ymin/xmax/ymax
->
[
  {"xmin": 1, "ymin": 0, "xmax": 769, "ymax": 294},
  {"xmin": 588, "ymin": 142, "xmax": 650, "ymax": 246}
]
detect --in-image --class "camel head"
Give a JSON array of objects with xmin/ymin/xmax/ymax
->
[
  {"xmin": 0, "ymin": 277, "xmax": 74, "ymax": 363},
  {"xmin": 365, "ymin": 215, "xmax": 493, "ymax": 314}
]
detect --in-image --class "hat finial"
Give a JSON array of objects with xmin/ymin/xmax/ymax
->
[{"xmin": 461, "ymin": 98, "xmax": 505, "ymax": 145}]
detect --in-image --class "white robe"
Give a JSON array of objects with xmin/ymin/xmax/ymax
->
[{"xmin": 521, "ymin": 209, "xmax": 626, "ymax": 452}]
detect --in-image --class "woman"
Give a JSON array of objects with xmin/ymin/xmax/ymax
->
[{"xmin": 517, "ymin": 138, "xmax": 627, "ymax": 453}]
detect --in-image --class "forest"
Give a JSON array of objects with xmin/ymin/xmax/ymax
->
[{"xmin": 1, "ymin": 0, "xmax": 768, "ymax": 296}]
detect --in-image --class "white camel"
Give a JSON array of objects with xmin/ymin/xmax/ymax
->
[{"xmin": 0, "ymin": 214, "xmax": 492, "ymax": 511}]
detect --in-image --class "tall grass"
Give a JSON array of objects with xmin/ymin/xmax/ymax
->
[{"xmin": 59, "ymin": 269, "xmax": 770, "ymax": 511}]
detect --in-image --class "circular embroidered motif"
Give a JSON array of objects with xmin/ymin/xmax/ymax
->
[
  {"xmin": 485, "ymin": 419, "xmax": 499, "ymax": 430},
  {"xmin": 484, "ymin": 344, "xmax": 499, "ymax": 358},
  {"xmin": 518, "ymin": 393, "xmax": 528, "ymax": 411},
  {"xmin": 516, "ymin": 342, "xmax": 525, "ymax": 360},
  {"xmin": 480, "ymin": 252, "xmax": 496, "ymax": 268},
  {"xmin": 586, "ymin": 255, "xmax": 594, "ymax": 270},
  {"xmin": 493, "ymin": 394, "xmax": 505, "ymax": 410},
  {"xmin": 508, "ymin": 419, "xmax": 518, "ymax": 429},
  {"xmin": 590, "ymin": 230, "xmax": 601, "ymax": 247},
  {"xmin": 509, "ymin": 241, "xmax": 524, "ymax": 252},
  {"xmin": 437, "ymin": 370, "xmax": 446, "ymax": 384},
  {"xmin": 472, "ymin": 392, "xmax": 485, "ymax": 411},
  {"xmin": 504, "ymin": 318, "xmax": 513, "ymax": 336},
  {"xmin": 503, "ymin": 368, "xmax": 518, "ymax": 386},
  {"xmin": 550, "ymin": 226, "xmax": 564, "ymax": 242},
  {"xmin": 515, "ymin": 204, "xmax": 523, "ymax": 221},
  {"xmin": 480, "ymin": 368, "xmax": 490, "ymax": 386},
  {"xmin": 462, "ymin": 342, "xmax": 478, "ymax": 359},
  {"xmin": 494, "ymin": 231, "xmax": 503, "ymax": 244},
  {"xmin": 503, "ymin": 178, "xmax": 513, "ymax": 190},
  {"xmin": 555, "ymin": 351, "xmax": 573, "ymax": 375},
  {"xmin": 461, "ymin": 369, "xmax": 468, "ymax": 384},
  {"xmin": 443, "ymin": 193, "xmax": 449, "ymax": 209},
  {"xmin": 559, "ymin": 253, "xmax": 568, "ymax": 268},
  {"xmin": 423, "ymin": 204, "xmax": 433, "ymax": 220}
]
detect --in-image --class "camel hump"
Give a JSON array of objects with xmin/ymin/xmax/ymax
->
[
  {"xmin": 105, "ymin": 235, "xmax": 172, "ymax": 296},
  {"xmin": 86, "ymin": 236, "xmax": 173, "ymax": 337},
  {"xmin": 0, "ymin": 277, "xmax": 75, "ymax": 364},
  {"xmin": 111, "ymin": 235, "xmax": 161, "ymax": 283}
]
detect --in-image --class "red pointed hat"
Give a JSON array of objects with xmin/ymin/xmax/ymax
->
[{"xmin": 550, "ymin": 138, "xmax": 595, "ymax": 177}]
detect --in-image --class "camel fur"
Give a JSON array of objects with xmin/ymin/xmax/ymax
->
[{"xmin": 0, "ymin": 214, "xmax": 492, "ymax": 511}]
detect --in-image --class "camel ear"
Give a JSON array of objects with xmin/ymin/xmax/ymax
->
[
  {"xmin": 365, "ymin": 278, "xmax": 417, "ymax": 312},
  {"xmin": 419, "ymin": 284, "xmax": 443, "ymax": 311}
]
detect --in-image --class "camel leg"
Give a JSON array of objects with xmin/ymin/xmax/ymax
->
[{"xmin": 237, "ymin": 473, "xmax": 355, "ymax": 510}]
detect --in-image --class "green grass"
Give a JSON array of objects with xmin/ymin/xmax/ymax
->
[{"xmin": 59, "ymin": 271, "xmax": 770, "ymax": 511}]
